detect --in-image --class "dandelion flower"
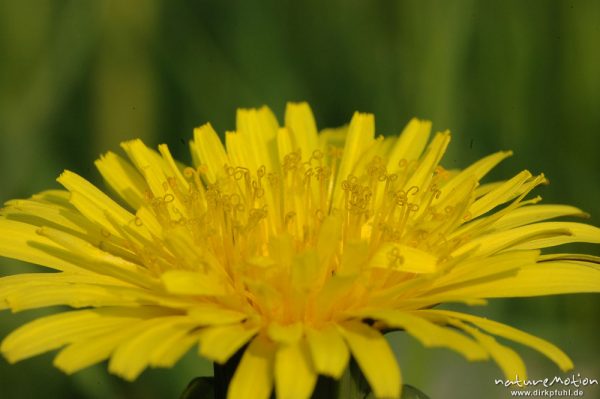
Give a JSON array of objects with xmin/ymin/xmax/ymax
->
[{"xmin": 1, "ymin": 103, "xmax": 600, "ymax": 399}]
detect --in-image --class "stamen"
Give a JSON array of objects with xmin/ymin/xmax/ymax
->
[
  {"xmin": 163, "ymin": 194, "xmax": 175, "ymax": 203},
  {"xmin": 387, "ymin": 246, "xmax": 405, "ymax": 269}
]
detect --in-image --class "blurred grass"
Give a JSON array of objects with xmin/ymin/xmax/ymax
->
[{"xmin": 0, "ymin": 1, "xmax": 599, "ymax": 398}]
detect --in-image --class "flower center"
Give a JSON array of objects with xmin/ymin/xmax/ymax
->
[{"xmin": 120, "ymin": 146, "xmax": 481, "ymax": 324}]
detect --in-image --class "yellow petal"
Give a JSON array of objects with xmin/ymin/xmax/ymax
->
[
  {"xmin": 291, "ymin": 250, "xmax": 321, "ymax": 292},
  {"xmin": 422, "ymin": 310, "xmax": 573, "ymax": 371},
  {"xmin": 429, "ymin": 250, "xmax": 539, "ymax": 291},
  {"xmin": 333, "ymin": 112, "xmax": 375, "ymax": 207},
  {"xmin": 512, "ymin": 222, "xmax": 600, "ymax": 249},
  {"xmin": 161, "ymin": 270, "xmax": 228, "ymax": 296},
  {"xmin": 190, "ymin": 123, "xmax": 229, "ymax": 183},
  {"xmin": 353, "ymin": 309, "xmax": 488, "ymax": 361},
  {"xmin": 386, "ymin": 118, "xmax": 432, "ymax": 173},
  {"xmin": 538, "ymin": 253, "xmax": 600, "ymax": 264},
  {"xmin": 276, "ymin": 127, "xmax": 295, "ymax": 162},
  {"xmin": 316, "ymin": 215, "xmax": 343, "ymax": 267},
  {"xmin": 134, "ymin": 205, "xmax": 164, "ymax": 238},
  {"xmin": 2, "ymin": 307, "xmax": 171, "ymax": 363},
  {"xmin": 120, "ymin": 140, "xmax": 187, "ymax": 221},
  {"xmin": 492, "ymin": 204, "xmax": 588, "ymax": 231},
  {"xmin": 198, "ymin": 323, "xmax": 259, "ymax": 364},
  {"xmin": 268, "ymin": 322, "xmax": 303, "ymax": 344},
  {"xmin": 158, "ymin": 143, "xmax": 189, "ymax": 192},
  {"xmin": 57, "ymin": 170, "xmax": 137, "ymax": 237},
  {"xmin": 3, "ymin": 197, "xmax": 97, "ymax": 237},
  {"xmin": 0, "ymin": 272, "xmax": 188, "ymax": 312},
  {"xmin": 438, "ymin": 261, "xmax": 600, "ymax": 298},
  {"xmin": 187, "ymin": 305, "xmax": 247, "ymax": 325},
  {"xmin": 338, "ymin": 240, "xmax": 369, "ymax": 276},
  {"xmin": 227, "ymin": 335, "xmax": 275, "ymax": 399},
  {"xmin": 2, "ymin": 199, "xmax": 136, "ymax": 263},
  {"xmin": 2, "ymin": 310, "xmax": 127, "ymax": 363},
  {"xmin": 275, "ymin": 340, "xmax": 317, "ymax": 399},
  {"xmin": 389, "ymin": 296, "xmax": 487, "ymax": 310},
  {"xmin": 3, "ymin": 283, "xmax": 138, "ymax": 312},
  {"xmin": 468, "ymin": 171, "xmax": 542, "ymax": 219},
  {"xmin": 30, "ymin": 189, "xmax": 73, "ymax": 207},
  {"xmin": 370, "ymin": 243, "xmax": 438, "ymax": 273},
  {"xmin": 50, "ymin": 308, "xmax": 176, "ymax": 375},
  {"xmin": 436, "ymin": 151, "xmax": 512, "ymax": 204},
  {"xmin": 403, "ymin": 132, "xmax": 450, "ymax": 200},
  {"xmin": 285, "ymin": 102, "xmax": 319, "ymax": 158},
  {"xmin": 225, "ymin": 131, "xmax": 246, "ymax": 168},
  {"xmin": 0, "ymin": 219, "xmax": 84, "ymax": 272},
  {"xmin": 453, "ymin": 222, "xmax": 600, "ymax": 257},
  {"xmin": 474, "ymin": 181, "xmax": 504, "ymax": 198},
  {"xmin": 306, "ymin": 325, "xmax": 349, "ymax": 378},
  {"xmin": 313, "ymin": 275, "xmax": 358, "ymax": 321},
  {"xmin": 94, "ymin": 151, "xmax": 147, "ymax": 209},
  {"xmin": 54, "ymin": 322, "xmax": 145, "ymax": 374},
  {"xmin": 338, "ymin": 320, "xmax": 401, "ymax": 399},
  {"xmin": 427, "ymin": 176, "xmax": 477, "ymax": 222},
  {"xmin": 450, "ymin": 320, "xmax": 527, "ymax": 380},
  {"xmin": 38, "ymin": 226, "xmax": 159, "ymax": 289},
  {"xmin": 149, "ymin": 329, "xmax": 201, "ymax": 368},
  {"xmin": 120, "ymin": 140, "xmax": 169, "ymax": 198},
  {"xmin": 449, "ymin": 195, "xmax": 543, "ymax": 242},
  {"xmin": 348, "ymin": 132, "xmax": 386, "ymax": 169},
  {"xmin": 235, "ymin": 106, "xmax": 279, "ymax": 172},
  {"xmin": 0, "ymin": 272, "xmax": 128, "ymax": 295},
  {"xmin": 108, "ymin": 317, "xmax": 196, "ymax": 380},
  {"xmin": 318, "ymin": 125, "xmax": 347, "ymax": 151}
]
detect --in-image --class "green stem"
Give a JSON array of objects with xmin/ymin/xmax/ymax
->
[{"xmin": 213, "ymin": 350, "xmax": 244, "ymax": 399}]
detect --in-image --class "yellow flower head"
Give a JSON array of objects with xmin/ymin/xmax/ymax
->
[{"xmin": 1, "ymin": 103, "xmax": 600, "ymax": 399}]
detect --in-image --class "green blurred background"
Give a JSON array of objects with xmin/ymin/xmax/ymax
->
[{"xmin": 0, "ymin": 1, "xmax": 599, "ymax": 398}]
